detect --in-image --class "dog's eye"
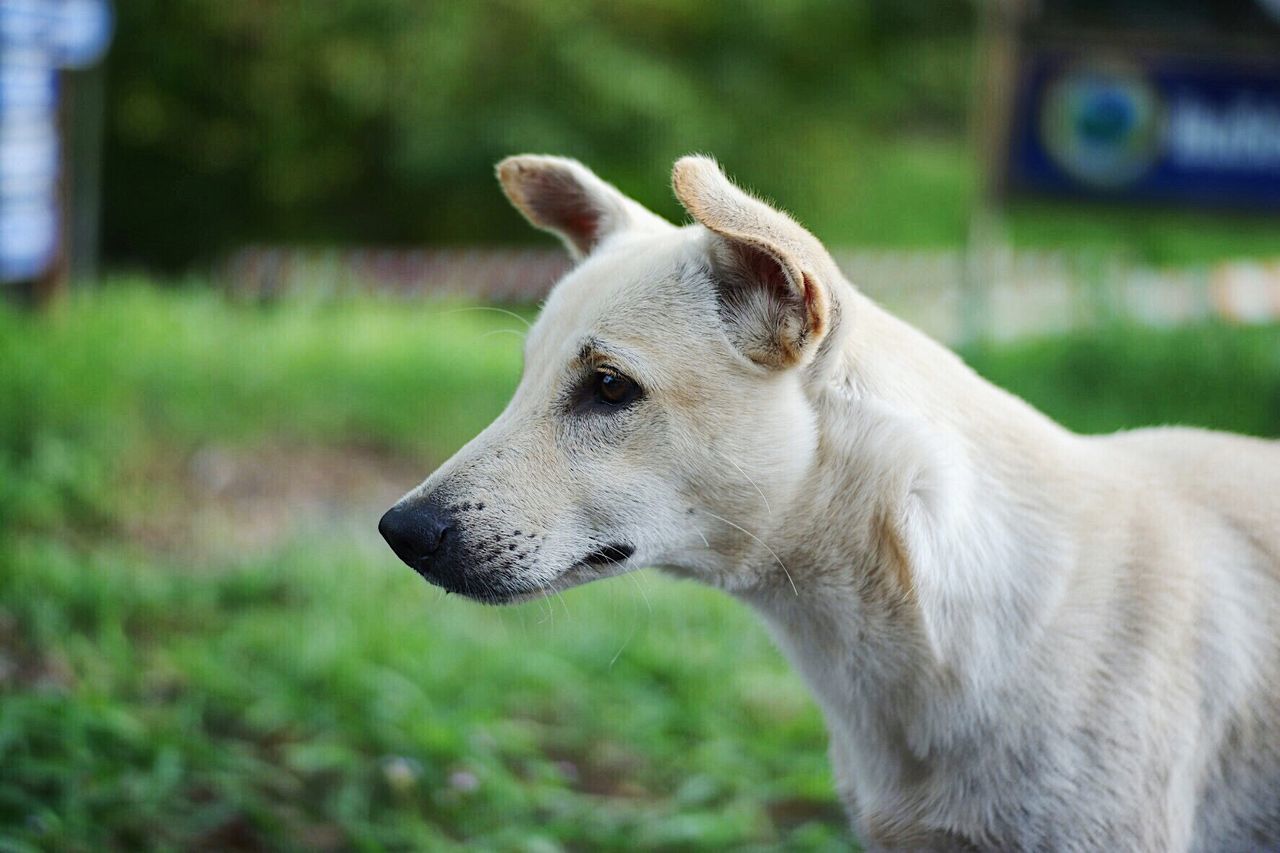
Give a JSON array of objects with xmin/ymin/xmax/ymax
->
[{"xmin": 593, "ymin": 369, "xmax": 641, "ymax": 408}]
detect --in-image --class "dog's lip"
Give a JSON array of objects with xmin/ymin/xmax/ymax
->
[
  {"xmin": 425, "ymin": 543, "xmax": 638, "ymax": 606},
  {"xmin": 459, "ymin": 588, "xmax": 531, "ymax": 606},
  {"xmin": 436, "ymin": 580, "xmax": 541, "ymax": 606},
  {"xmin": 416, "ymin": 570, "xmax": 540, "ymax": 605},
  {"xmin": 580, "ymin": 543, "xmax": 635, "ymax": 567}
]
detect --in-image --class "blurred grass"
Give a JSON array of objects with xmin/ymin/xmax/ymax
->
[
  {"xmin": 788, "ymin": 133, "xmax": 1280, "ymax": 265},
  {"xmin": 1, "ymin": 284, "xmax": 1278, "ymax": 850},
  {"xmin": 2, "ymin": 538, "xmax": 833, "ymax": 851},
  {"xmin": 965, "ymin": 321, "xmax": 1280, "ymax": 438},
  {"xmin": 0, "ymin": 283, "xmax": 522, "ymax": 459}
]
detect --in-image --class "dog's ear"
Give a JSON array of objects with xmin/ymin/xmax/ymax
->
[
  {"xmin": 672, "ymin": 155, "xmax": 833, "ymax": 369},
  {"xmin": 497, "ymin": 155, "xmax": 671, "ymax": 260}
]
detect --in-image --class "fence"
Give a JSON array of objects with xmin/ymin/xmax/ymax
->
[{"xmin": 224, "ymin": 246, "xmax": 1280, "ymax": 343}]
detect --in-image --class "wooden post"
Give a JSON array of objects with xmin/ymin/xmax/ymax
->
[{"xmin": 962, "ymin": 0, "xmax": 1022, "ymax": 343}]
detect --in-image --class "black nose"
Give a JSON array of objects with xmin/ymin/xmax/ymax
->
[{"xmin": 379, "ymin": 500, "xmax": 453, "ymax": 574}]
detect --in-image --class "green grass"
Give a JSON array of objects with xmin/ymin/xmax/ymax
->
[
  {"xmin": 1, "ymin": 284, "xmax": 1278, "ymax": 850},
  {"xmin": 2, "ymin": 536, "xmax": 835, "ymax": 851},
  {"xmin": 0, "ymin": 284, "xmax": 524, "ymax": 457},
  {"xmin": 1002, "ymin": 201, "xmax": 1280, "ymax": 268},
  {"xmin": 964, "ymin": 321, "xmax": 1280, "ymax": 438}
]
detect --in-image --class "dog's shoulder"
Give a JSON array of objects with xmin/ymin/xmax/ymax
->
[{"xmin": 1094, "ymin": 426, "xmax": 1280, "ymax": 525}]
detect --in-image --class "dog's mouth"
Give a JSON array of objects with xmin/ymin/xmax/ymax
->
[
  {"xmin": 429, "ymin": 575, "xmax": 540, "ymax": 606},
  {"xmin": 581, "ymin": 543, "xmax": 636, "ymax": 567},
  {"xmin": 446, "ymin": 542, "xmax": 637, "ymax": 606}
]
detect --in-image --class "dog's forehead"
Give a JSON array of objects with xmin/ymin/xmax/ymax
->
[{"xmin": 526, "ymin": 229, "xmax": 710, "ymax": 365}]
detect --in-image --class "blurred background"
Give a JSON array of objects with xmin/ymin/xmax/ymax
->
[{"xmin": 2, "ymin": 1, "xmax": 1278, "ymax": 850}]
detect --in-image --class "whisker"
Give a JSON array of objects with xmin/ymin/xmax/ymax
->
[
  {"xmin": 479, "ymin": 328, "xmax": 527, "ymax": 342},
  {"xmin": 439, "ymin": 305, "xmax": 532, "ymax": 329},
  {"xmin": 625, "ymin": 567, "xmax": 653, "ymax": 617},
  {"xmin": 719, "ymin": 454, "xmax": 771, "ymax": 515},
  {"xmin": 550, "ymin": 581, "xmax": 573, "ymax": 622},
  {"xmin": 699, "ymin": 509, "xmax": 799, "ymax": 596},
  {"xmin": 533, "ymin": 577, "xmax": 554, "ymax": 624},
  {"xmin": 607, "ymin": 571, "xmax": 649, "ymax": 670},
  {"xmin": 609, "ymin": 620, "xmax": 640, "ymax": 670},
  {"xmin": 492, "ymin": 598, "xmax": 513, "ymax": 643}
]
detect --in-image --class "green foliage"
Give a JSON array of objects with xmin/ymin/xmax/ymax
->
[
  {"xmin": 103, "ymin": 1, "xmax": 975, "ymax": 267},
  {"xmin": 102, "ymin": 2, "xmax": 1280, "ymax": 269},
  {"xmin": 0, "ymin": 281, "xmax": 523, "ymax": 530},
  {"xmin": 1, "ymin": 285, "xmax": 1278, "ymax": 849},
  {"xmin": 1, "ymin": 537, "xmax": 840, "ymax": 850},
  {"xmin": 1003, "ymin": 202, "xmax": 1280, "ymax": 268},
  {"xmin": 961, "ymin": 323, "xmax": 1280, "ymax": 437}
]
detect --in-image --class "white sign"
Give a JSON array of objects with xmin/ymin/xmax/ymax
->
[
  {"xmin": 0, "ymin": 1, "xmax": 113, "ymax": 282},
  {"xmin": 0, "ymin": 198, "xmax": 57, "ymax": 280},
  {"xmin": 0, "ymin": 0, "xmax": 114, "ymax": 69},
  {"xmin": 0, "ymin": 57, "xmax": 57, "ymax": 114}
]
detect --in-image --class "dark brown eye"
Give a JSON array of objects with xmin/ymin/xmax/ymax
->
[{"xmin": 593, "ymin": 369, "xmax": 640, "ymax": 407}]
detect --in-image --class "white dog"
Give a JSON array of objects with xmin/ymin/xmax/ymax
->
[{"xmin": 380, "ymin": 155, "xmax": 1280, "ymax": 851}]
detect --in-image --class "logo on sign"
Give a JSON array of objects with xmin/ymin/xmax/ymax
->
[{"xmin": 1040, "ymin": 65, "xmax": 1164, "ymax": 189}]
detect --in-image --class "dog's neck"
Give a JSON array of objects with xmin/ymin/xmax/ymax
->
[{"xmin": 736, "ymin": 287, "xmax": 1085, "ymax": 820}]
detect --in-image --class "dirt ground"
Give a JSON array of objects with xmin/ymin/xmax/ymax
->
[{"xmin": 122, "ymin": 443, "xmax": 426, "ymax": 564}]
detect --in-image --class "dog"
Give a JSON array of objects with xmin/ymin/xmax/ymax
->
[{"xmin": 379, "ymin": 155, "xmax": 1280, "ymax": 851}]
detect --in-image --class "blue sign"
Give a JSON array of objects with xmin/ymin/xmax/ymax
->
[{"xmin": 1005, "ymin": 53, "xmax": 1280, "ymax": 210}]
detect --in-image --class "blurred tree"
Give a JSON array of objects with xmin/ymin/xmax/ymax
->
[{"xmin": 102, "ymin": 0, "xmax": 973, "ymax": 268}]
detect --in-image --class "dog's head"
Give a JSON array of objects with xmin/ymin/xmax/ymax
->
[{"xmin": 379, "ymin": 155, "xmax": 849, "ymax": 603}]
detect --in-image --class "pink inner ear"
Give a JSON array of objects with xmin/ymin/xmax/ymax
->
[
  {"xmin": 743, "ymin": 242, "xmax": 794, "ymax": 297},
  {"xmin": 562, "ymin": 210, "xmax": 599, "ymax": 244},
  {"xmin": 524, "ymin": 170, "xmax": 603, "ymax": 253}
]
